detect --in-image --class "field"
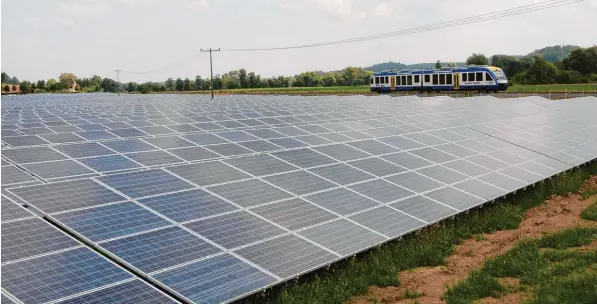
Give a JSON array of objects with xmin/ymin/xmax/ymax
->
[{"xmin": 172, "ymin": 83, "xmax": 597, "ymax": 95}]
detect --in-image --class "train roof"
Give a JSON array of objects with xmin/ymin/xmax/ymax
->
[{"xmin": 374, "ymin": 65, "xmax": 502, "ymax": 76}]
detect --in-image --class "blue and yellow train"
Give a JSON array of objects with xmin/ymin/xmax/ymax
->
[{"xmin": 370, "ymin": 65, "xmax": 508, "ymax": 93}]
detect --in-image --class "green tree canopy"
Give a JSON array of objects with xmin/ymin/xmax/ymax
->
[
  {"xmin": 466, "ymin": 53, "xmax": 489, "ymax": 65},
  {"xmin": 435, "ymin": 60, "xmax": 442, "ymax": 69}
]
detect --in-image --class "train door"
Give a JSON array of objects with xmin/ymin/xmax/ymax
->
[
  {"xmin": 453, "ymin": 74, "xmax": 460, "ymax": 90},
  {"xmin": 391, "ymin": 76, "xmax": 396, "ymax": 91}
]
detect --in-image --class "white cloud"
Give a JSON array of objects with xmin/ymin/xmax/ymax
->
[
  {"xmin": 276, "ymin": 0, "xmax": 367, "ymax": 19},
  {"xmin": 189, "ymin": 0, "xmax": 210, "ymax": 12},
  {"xmin": 26, "ymin": 16, "xmax": 42, "ymax": 28},
  {"xmin": 375, "ymin": 2, "xmax": 389, "ymax": 16}
]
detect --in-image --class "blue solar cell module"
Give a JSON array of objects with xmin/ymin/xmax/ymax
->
[
  {"xmin": 23, "ymin": 160, "xmax": 95, "ymax": 180},
  {"xmin": 108, "ymin": 128, "xmax": 149, "ymax": 138},
  {"xmin": 98, "ymin": 169, "xmax": 194, "ymax": 198},
  {"xmin": 100, "ymin": 227, "xmax": 220, "ymax": 273},
  {"xmin": 56, "ymin": 279, "xmax": 179, "ymax": 304},
  {"xmin": 1, "ymin": 146, "xmax": 67, "ymax": 164},
  {"xmin": 1, "ymin": 218, "xmax": 80, "ymax": 262},
  {"xmin": 53, "ymin": 142, "xmax": 115, "ymax": 158},
  {"xmin": 153, "ymin": 253, "xmax": 277, "ymax": 304},
  {"xmin": 52, "ymin": 202, "xmax": 172, "ymax": 242},
  {"xmin": 235, "ymin": 234, "xmax": 337, "ymax": 279},
  {"xmin": 8, "ymin": 179, "xmax": 126, "ymax": 214},
  {"xmin": 2, "ymin": 135, "xmax": 48, "ymax": 147},
  {"xmin": 185, "ymin": 211, "xmax": 286, "ymax": 249},
  {"xmin": 101, "ymin": 139, "xmax": 156, "ymax": 153},
  {"xmin": 2, "ymin": 165, "xmax": 39, "ymax": 185},
  {"xmin": 138, "ymin": 189, "xmax": 238, "ymax": 222},
  {"xmin": 79, "ymin": 155, "xmax": 142, "ymax": 172},
  {"xmin": 1, "ymin": 248, "xmax": 132, "ymax": 304},
  {"xmin": 76, "ymin": 130, "xmax": 119, "ymax": 140},
  {"xmin": 1, "ymin": 195, "xmax": 33, "ymax": 222}
]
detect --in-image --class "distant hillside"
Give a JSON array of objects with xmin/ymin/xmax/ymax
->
[
  {"xmin": 364, "ymin": 61, "xmax": 465, "ymax": 72},
  {"xmin": 526, "ymin": 45, "xmax": 580, "ymax": 62}
]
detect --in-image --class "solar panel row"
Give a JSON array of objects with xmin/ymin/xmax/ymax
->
[{"xmin": 2, "ymin": 94, "xmax": 597, "ymax": 303}]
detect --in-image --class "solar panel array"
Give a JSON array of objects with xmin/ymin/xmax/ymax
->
[{"xmin": 2, "ymin": 93, "xmax": 597, "ymax": 303}]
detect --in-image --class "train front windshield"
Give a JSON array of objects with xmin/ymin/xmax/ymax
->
[{"xmin": 493, "ymin": 69, "xmax": 507, "ymax": 79}]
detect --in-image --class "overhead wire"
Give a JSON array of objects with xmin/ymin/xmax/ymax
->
[
  {"xmin": 222, "ymin": 0, "xmax": 582, "ymax": 51},
  {"xmin": 119, "ymin": 0, "xmax": 583, "ymax": 74}
]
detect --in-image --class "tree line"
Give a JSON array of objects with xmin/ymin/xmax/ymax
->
[
  {"xmin": 1, "ymin": 71, "xmax": 122, "ymax": 94},
  {"xmin": 465, "ymin": 46, "xmax": 597, "ymax": 85},
  {"xmin": 125, "ymin": 67, "xmax": 375, "ymax": 94}
]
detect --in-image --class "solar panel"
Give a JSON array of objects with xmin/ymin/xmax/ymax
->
[
  {"xmin": 55, "ymin": 279, "xmax": 179, "ymax": 304},
  {"xmin": 97, "ymin": 169, "xmax": 194, "ymax": 198},
  {"xmin": 52, "ymin": 202, "xmax": 171, "ymax": 242},
  {"xmin": 2, "ymin": 94, "xmax": 596, "ymax": 304},
  {"xmin": 100, "ymin": 226, "xmax": 220, "ymax": 273},
  {"xmin": 185, "ymin": 211, "xmax": 286, "ymax": 249}
]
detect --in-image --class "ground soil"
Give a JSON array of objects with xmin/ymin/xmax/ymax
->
[{"xmin": 349, "ymin": 176, "xmax": 597, "ymax": 304}]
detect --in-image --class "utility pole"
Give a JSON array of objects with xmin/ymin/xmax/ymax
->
[
  {"xmin": 114, "ymin": 69, "xmax": 121, "ymax": 96},
  {"xmin": 200, "ymin": 48, "xmax": 220, "ymax": 99}
]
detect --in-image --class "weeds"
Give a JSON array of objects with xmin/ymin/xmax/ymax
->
[
  {"xmin": 581, "ymin": 200, "xmax": 597, "ymax": 222},
  {"xmin": 402, "ymin": 289, "xmax": 425, "ymax": 299}
]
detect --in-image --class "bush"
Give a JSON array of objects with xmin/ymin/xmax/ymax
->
[{"xmin": 555, "ymin": 70, "xmax": 587, "ymax": 84}]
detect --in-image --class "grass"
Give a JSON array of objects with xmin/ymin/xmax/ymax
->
[
  {"xmin": 507, "ymin": 83, "xmax": 597, "ymax": 93},
  {"xmin": 402, "ymin": 289, "xmax": 426, "ymax": 299},
  {"xmin": 251, "ymin": 162, "xmax": 597, "ymax": 304},
  {"xmin": 581, "ymin": 200, "xmax": 597, "ymax": 221},
  {"xmin": 443, "ymin": 200, "xmax": 597, "ymax": 304}
]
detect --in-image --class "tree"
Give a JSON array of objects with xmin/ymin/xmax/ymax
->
[
  {"xmin": 59, "ymin": 72, "xmax": 77, "ymax": 90},
  {"xmin": 3, "ymin": 85, "xmax": 10, "ymax": 92},
  {"xmin": 343, "ymin": 67, "xmax": 361, "ymax": 86},
  {"xmin": 213, "ymin": 75, "xmax": 222, "ymax": 90},
  {"xmin": 46, "ymin": 79, "xmax": 58, "ymax": 91},
  {"xmin": 165, "ymin": 78, "xmax": 175, "ymax": 90},
  {"xmin": 435, "ymin": 60, "xmax": 442, "ymax": 69},
  {"xmin": 11, "ymin": 77, "xmax": 19, "ymax": 84},
  {"xmin": 466, "ymin": 53, "xmax": 489, "ymax": 65},
  {"xmin": 512, "ymin": 56, "xmax": 557, "ymax": 85},
  {"xmin": 20, "ymin": 81, "xmax": 32, "ymax": 94},
  {"xmin": 183, "ymin": 78, "xmax": 192, "ymax": 91},
  {"xmin": 239, "ymin": 69, "xmax": 248, "ymax": 88},
  {"xmin": 175, "ymin": 78, "xmax": 184, "ymax": 91},
  {"xmin": 248, "ymin": 72, "xmax": 259, "ymax": 88},
  {"xmin": 36, "ymin": 80, "xmax": 45, "ymax": 90},
  {"xmin": 127, "ymin": 82, "xmax": 138, "ymax": 92},
  {"xmin": 1, "ymin": 72, "xmax": 9, "ymax": 83},
  {"xmin": 195, "ymin": 76, "xmax": 203, "ymax": 90},
  {"xmin": 562, "ymin": 47, "xmax": 597, "ymax": 75},
  {"xmin": 12, "ymin": 85, "xmax": 17, "ymax": 91},
  {"xmin": 100, "ymin": 78, "xmax": 119, "ymax": 92}
]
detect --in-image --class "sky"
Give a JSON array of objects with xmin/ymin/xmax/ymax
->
[{"xmin": 2, "ymin": 0, "xmax": 596, "ymax": 83}]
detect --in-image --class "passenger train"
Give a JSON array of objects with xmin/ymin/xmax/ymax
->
[{"xmin": 370, "ymin": 65, "xmax": 508, "ymax": 93}]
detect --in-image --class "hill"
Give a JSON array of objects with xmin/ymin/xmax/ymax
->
[
  {"xmin": 363, "ymin": 61, "xmax": 466, "ymax": 72},
  {"xmin": 526, "ymin": 45, "xmax": 580, "ymax": 62}
]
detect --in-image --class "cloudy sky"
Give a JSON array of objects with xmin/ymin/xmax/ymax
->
[{"xmin": 2, "ymin": 0, "xmax": 596, "ymax": 83}]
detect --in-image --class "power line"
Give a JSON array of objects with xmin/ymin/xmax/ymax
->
[
  {"xmin": 118, "ymin": 0, "xmax": 582, "ymax": 74},
  {"xmin": 222, "ymin": 0, "xmax": 582, "ymax": 52}
]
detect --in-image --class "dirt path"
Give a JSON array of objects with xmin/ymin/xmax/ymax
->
[{"xmin": 349, "ymin": 176, "xmax": 597, "ymax": 304}]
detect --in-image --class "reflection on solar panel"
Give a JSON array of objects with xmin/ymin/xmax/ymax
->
[{"xmin": 2, "ymin": 94, "xmax": 596, "ymax": 303}]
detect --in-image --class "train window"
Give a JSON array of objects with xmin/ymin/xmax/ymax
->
[
  {"xmin": 439, "ymin": 74, "xmax": 445, "ymax": 85},
  {"xmin": 396, "ymin": 76, "xmax": 400, "ymax": 85},
  {"xmin": 385, "ymin": 77, "xmax": 389, "ymax": 84},
  {"xmin": 371, "ymin": 77, "xmax": 374, "ymax": 84},
  {"xmin": 469, "ymin": 73, "xmax": 475, "ymax": 82},
  {"xmin": 485, "ymin": 73, "xmax": 492, "ymax": 82},
  {"xmin": 446, "ymin": 74, "xmax": 453, "ymax": 85},
  {"xmin": 432, "ymin": 74, "xmax": 439, "ymax": 85},
  {"xmin": 476, "ymin": 72, "xmax": 483, "ymax": 81},
  {"xmin": 462, "ymin": 73, "xmax": 467, "ymax": 82},
  {"xmin": 402, "ymin": 76, "xmax": 407, "ymax": 85},
  {"xmin": 414, "ymin": 75, "xmax": 420, "ymax": 83},
  {"xmin": 375, "ymin": 77, "xmax": 379, "ymax": 84},
  {"xmin": 424, "ymin": 75, "xmax": 430, "ymax": 83},
  {"xmin": 408, "ymin": 76, "xmax": 413, "ymax": 85}
]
